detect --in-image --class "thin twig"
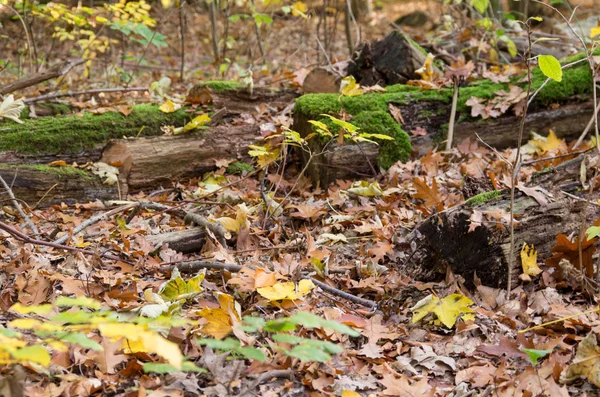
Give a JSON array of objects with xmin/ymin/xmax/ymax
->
[
  {"xmin": 24, "ymin": 87, "xmax": 148, "ymax": 103},
  {"xmin": 53, "ymin": 203, "xmax": 138, "ymax": 245},
  {"xmin": 309, "ymin": 277, "xmax": 377, "ymax": 308},
  {"xmin": 0, "ymin": 174, "xmax": 39, "ymax": 239}
]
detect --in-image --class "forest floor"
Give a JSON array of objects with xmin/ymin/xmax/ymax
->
[{"xmin": 2, "ymin": 0, "xmax": 600, "ymax": 396}]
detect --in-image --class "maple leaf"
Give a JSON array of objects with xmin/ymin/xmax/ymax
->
[
  {"xmin": 378, "ymin": 372, "xmax": 435, "ymax": 397},
  {"xmin": 256, "ymin": 279, "xmax": 315, "ymax": 302},
  {"xmin": 340, "ymin": 75, "xmax": 363, "ymax": 97},
  {"xmin": 412, "ymin": 177, "xmax": 442, "ymax": 208},
  {"xmin": 411, "ymin": 293, "xmax": 475, "ymax": 328},
  {"xmin": 197, "ymin": 293, "xmax": 242, "ymax": 340}
]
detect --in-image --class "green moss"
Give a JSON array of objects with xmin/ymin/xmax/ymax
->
[
  {"xmin": 196, "ymin": 80, "xmax": 245, "ymax": 92},
  {"xmin": 226, "ymin": 161, "xmax": 254, "ymax": 174},
  {"xmin": 351, "ymin": 111, "xmax": 411, "ymax": 169},
  {"xmin": 404, "ymin": 34, "xmax": 429, "ymax": 58},
  {"xmin": 0, "ymin": 104, "xmax": 190, "ymax": 155},
  {"xmin": 0, "ymin": 164, "xmax": 93, "ymax": 180},
  {"xmin": 464, "ymin": 190, "xmax": 503, "ymax": 206}
]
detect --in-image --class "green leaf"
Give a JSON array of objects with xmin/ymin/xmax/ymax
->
[
  {"xmin": 272, "ymin": 333, "xmax": 306, "ymax": 344},
  {"xmin": 521, "ymin": 348, "xmax": 552, "ymax": 366},
  {"xmin": 143, "ymin": 362, "xmax": 180, "ymax": 374},
  {"xmin": 60, "ymin": 332, "xmax": 103, "ymax": 351},
  {"xmin": 237, "ymin": 346, "xmax": 266, "ymax": 362},
  {"xmin": 538, "ymin": 55, "xmax": 562, "ymax": 82},
  {"xmin": 197, "ymin": 337, "xmax": 241, "ymax": 350},
  {"xmin": 241, "ymin": 316, "xmax": 266, "ymax": 333},
  {"xmin": 11, "ymin": 345, "xmax": 51, "ymax": 366},
  {"xmin": 159, "ymin": 268, "xmax": 205, "ymax": 302},
  {"xmin": 10, "ymin": 303, "xmax": 53, "ymax": 315},
  {"xmin": 51, "ymin": 310, "xmax": 94, "ymax": 324},
  {"xmin": 264, "ymin": 319, "xmax": 298, "ymax": 333},
  {"xmin": 55, "ymin": 296, "xmax": 102, "ymax": 310},
  {"xmin": 586, "ymin": 226, "xmax": 600, "ymax": 240},
  {"xmin": 469, "ymin": 0, "xmax": 489, "ymax": 14},
  {"xmin": 286, "ymin": 344, "xmax": 331, "ymax": 362}
]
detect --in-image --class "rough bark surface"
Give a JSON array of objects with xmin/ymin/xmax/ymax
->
[
  {"xmin": 101, "ymin": 124, "xmax": 259, "ymax": 195},
  {"xmin": 405, "ymin": 156, "xmax": 600, "ymax": 289},
  {"xmin": 0, "ymin": 59, "xmax": 85, "ymax": 95},
  {"xmin": 303, "ymin": 61, "xmax": 350, "ymax": 94},
  {"xmin": 145, "ymin": 228, "xmax": 206, "ymax": 254},
  {"xmin": 0, "ymin": 165, "xmax": 117, "ymax": 207},
  {"xmin": 348, "ymin": 31, "xmax": 428, "ymax": 86},
  {"xmin": 187, "ymin": 85, "xmax": 298, "ymax": 114}
]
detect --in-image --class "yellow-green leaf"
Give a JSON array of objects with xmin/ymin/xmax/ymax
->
[
  {"xmin": 538, "ymin": 55, "xmax": 562, "ymax": 82},
  {"xmin": 11, "ymin": 345, "xmax": 51, "ymax": 366},
  {"xmin": 412, "ymin": 293, "xmax": 475, "ymax": 328},
  {"xmin": 521, "ymin": 243, "xmax": 542, "ymax": 276},
  {"xmin": 159, "ymin": 99, "xmax": 181, "ymax": 113}
]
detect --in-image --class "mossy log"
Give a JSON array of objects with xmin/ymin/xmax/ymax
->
[
  {"xmin": 405, "ymin": 156, "xmax": 600, "ymax": 289},
  {"xmin": 294, "ymin": 51, "xmax": 596, "ymax": 186},
  {"xmin": 187, "ymin": 81, "xmax": 298, "ymax": 114},
  {"xmin": 101, "ymin": 124, "xmax": 259, "ymax": 195},
  {"xmin": 0, "ymin": 165, "xmax": 117, "ymax": 207},
  {"xmin": 0, "ymin": 105, "xmax": 191, "ymax": 164}
]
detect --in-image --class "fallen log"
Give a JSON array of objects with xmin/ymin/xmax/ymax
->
[
  {"xmin": 293, "ymin": 51, "xmax": 596, "ymax": 187},
  {"xmin": 0, "ymin": 164, "xmax": 117, "ymax": 207},
  {"xmin": 186, "ymin": 81, "xmax": 298, "ymax": 114},
  {"xmin": 0, "ymin": 104, "xmax": 191, "ymax": 165},
  {"xmin": 303, "ymin": 61, "xmax": 350, "ymax": 94},
  {"xmin": 100, "ymin": 124, "xmax": 259, "ymax": 195},
  {"xmin": 404, "ymin": 155, "xmax": 600, "ymax": 289}
]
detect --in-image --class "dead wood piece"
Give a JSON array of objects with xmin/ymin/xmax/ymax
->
[
  {"xmin": 0, "ymin": 165, "xmax": 117, "ymax": 207},
  {"xmin": 100, "ymin": 124, "xmax": 259, "ymax": 195},
  {"xmin": 187, "ymin": 85, "xmax": 298, "ymax": 115},
  {"xmin": 145, "ymin": 228, "xmax": 206, "ymax": 254},
  {"xmin": 348, "ymin": 30, "xmax": 428, "ymax": 86},
  {"xmin": 408, "ymin": 157, "xmax": 600, "ymax": 288},
  {"xmin": 184, "ymin": 212, "xmax": 228, "ymax": 246},
  {"xmin": 0, "ymin": 59, "xmax": 85, "ymax": 95},
  {"xmin": 303, "ymin": 61, "xmax": 350, "ymax": 94}
]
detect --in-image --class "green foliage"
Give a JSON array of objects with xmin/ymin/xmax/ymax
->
[
  {"xmin": 464, "ymin": 190, "xmax": 503, "ymax": 206},
  {"xmin": 199, "ymin": 312, "xmax": 358, "ymax": 363},
  {"xmin": 350, "ymin": 111, "xmax": 411, "ymax": 169},
  {"xmin": 226, "ymin": 161, "xmax": 255, "ymax": 174},
  {"xmin": 538, "ymin": 55, "xmax": 563, "ymax": 82},
  {"xmin": 521, "ymin": 348, "xmax": 552, "ymax": 366}
]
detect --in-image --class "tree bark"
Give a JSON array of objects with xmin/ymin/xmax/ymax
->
[
  {"xmin": 0, "ymin": 165, "xmax": 117, "ymax": 207},
  {"xmin": 100, "ymin": 124, "xmax": 259, "ymax": 195},
  {"xmin": 0, "ymin": 59, "xmax": 85, "ymax": 95}
]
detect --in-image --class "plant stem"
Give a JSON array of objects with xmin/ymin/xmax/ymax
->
[{"xmin": 446, "ymin": 78, "xmax": 459, "ymax": 151}]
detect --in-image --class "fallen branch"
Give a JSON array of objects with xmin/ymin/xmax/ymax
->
[
  {"xmin": 24, "ymin": 87, "xmax": 148, "ymax": 104},
  {"xmin": 0, "ymin": 59, "xmax": 85, "ymax": 95},
  {"xmin": 0, "ymin": 220, "xmax": 124, "ymax": 262},
  {"xmin": 53, "ymin": 202, "xmax": 138, "ymax": 245}
]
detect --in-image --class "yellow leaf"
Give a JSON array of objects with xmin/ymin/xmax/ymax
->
[
  {"xmin": 538, "ymin": 129, "xmax": 564, "ymax": 153},
  {"xmin": 340, "ymin": 76, "xmax": 363, "ymax": 97},
  {"xmin": 159, "ymin": 99, "xmax": 180, "ymax": 113},
  {"xmin": 49, "ymin": 160, "xmax": 68, "ymax": 167},
  {"xmin": 521, "ymin": 243, "xmax": 542, "ymax": 276},
  {"xmin": 159, "ymin": 268, "xmax": 205, "ymax": 302},
  {"xmin": 99, "ymin": 323, "xmax": 183, "ymax": 368},
  {"xmin": 257, "ymin": 280, "xmax": 315, "ymax": 302},
  {"xmin": 176, "ymin": 113, "xmax": 211, "ymax": 134},
  {"xmin": 591, "ymin": 26, "xmax": 600, "ymax": 39},
  {"xmin": 341, "ymin": 391, "xmax": 361, "ymax": 397},
  {"xmin": 411, "ymin": 293, "xmax": 474, "ymax": 328},
  {"xmin": 347, "ymin": 180, "xmax": 383, "ymax": 197},
  {"xmin": 215, "ymin": 217, "xmax": 239, "ymax": 233},
  {"xmin": 291, "ymin": 1, "xmax": 307, "ymax": 17},
  {"xmin": 197, "ymin": 293, "xmax": 241, "ymax": 339},
  {"xmin": 161, "ymin": 0, "xmax": 174, "ymax": 7},
  {"xmin": 11, "ymin": 345, "xmax": 51, "ymax": 366},
  {"xmin": 415, "ymin": 53, "xmax": 436, "ymax": 82}
]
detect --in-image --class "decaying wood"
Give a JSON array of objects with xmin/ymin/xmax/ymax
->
[
  {"xmin": 100, "ymin": 124, "xmax": 259, "ymax": 195},
  {"xmin": 145, "ymin": 228, "xmax": 206, "ymax": 254},
  {"xmin": 187, "ymin": 85, "xmax": 297, "ymax": 114},
  {"xmin": 348, "ymin": 30, "xmax": 428, "ymax": 86},
  {"xmin": 405, "ymin": 155, "xmax": 600, "ymax": 289},
  {"xmin": 0, "ymin": 165, "xmax": 117, "ymax": 207},
  {"xmin": 303, "ymin": 61, "xmax": 350, "ymax": 94},
  {"xmin": 0, "ymin": 59, "xmax": 85, "ymax": 95}
]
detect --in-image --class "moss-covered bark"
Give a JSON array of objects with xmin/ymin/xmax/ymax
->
[
  {"xmin": 294, "ymin": 51, "xmax": 596, "ymax": 170},
  {"xmin": 0, "ymin": 104, "xmax": 190, "ymax": 156}
]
